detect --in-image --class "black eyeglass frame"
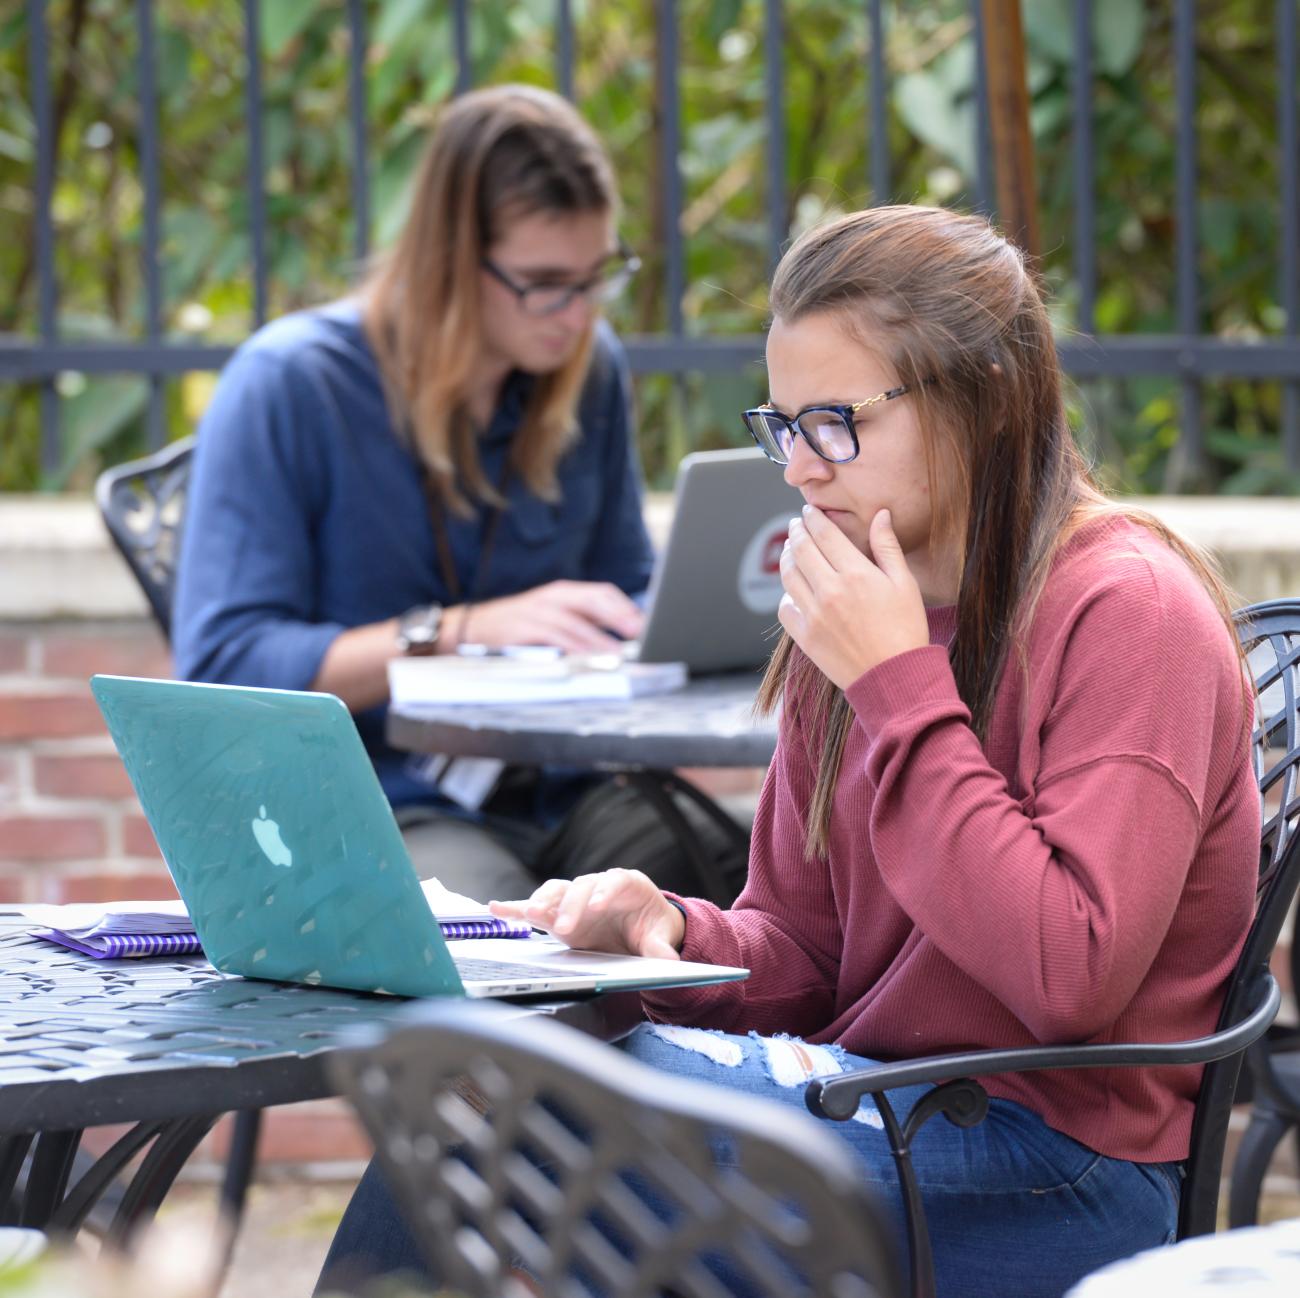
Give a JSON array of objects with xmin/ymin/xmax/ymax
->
[
  {"xmin": 742, "ymin": 384, "xmax": 912, "ymax": 466},
  {"xmin": 481, "ymin": 243, "xmax": 641, "ymax": 317}
]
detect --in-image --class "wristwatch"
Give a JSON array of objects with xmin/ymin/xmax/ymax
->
[{"xmin": 395, "ymin": 603, "xmax": 445, "ymax": 656}]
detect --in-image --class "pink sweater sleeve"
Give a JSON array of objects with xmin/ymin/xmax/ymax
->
[
  {"xmin": 848, "ymin": 568, "xmax": 1241, "ymax": 1044},
  {"xmin": 640, "ymin": 712, "xmax": 842, "ymax": 1035}
]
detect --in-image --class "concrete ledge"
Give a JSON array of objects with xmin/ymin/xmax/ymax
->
[
  {"xmin": 3, "ymin": 493, "xmax": 1300, "ymax": 620},
  {"xmin": 1136, "ymin": 497, "xmax": 1300, "ymax": 603},
  {"xmin": 1135, "ymin": 496, "xmax": 1300, "ymax": 551},
  {"xmin": 0, "ymin": 497, "xmax": 147, "ymax": 619}
]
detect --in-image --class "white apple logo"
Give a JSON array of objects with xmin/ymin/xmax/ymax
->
[{"xmin": 251, "ymin": 805, "xmax": 293, "ymax": 867}]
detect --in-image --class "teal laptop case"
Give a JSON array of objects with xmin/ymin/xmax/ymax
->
[{"xmin": 90, "ymin": 675, "xmax": 466, "ymax": 998}]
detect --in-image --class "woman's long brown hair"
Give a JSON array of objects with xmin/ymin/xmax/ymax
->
[
  {"xmin": 362, "ymin": 85, "xmax": 618, "ymax": 515},
  {"xmin": 756, "ymin": 206, "xmax": 1241, "ymax": 858}
]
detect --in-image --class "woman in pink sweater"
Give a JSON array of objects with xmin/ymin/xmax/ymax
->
[{"xmin": 488, "ymin": 205, "xmax": 1260, "ymax": 1296}]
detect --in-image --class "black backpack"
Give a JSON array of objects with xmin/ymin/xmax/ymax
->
[{"xmin": 536, "ymin": 776, "xmax": 751, "ymax": 908}]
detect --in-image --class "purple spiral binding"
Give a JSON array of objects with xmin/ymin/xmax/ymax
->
[
  {"xmin": 36, "ymin": 930, "xmax": 203, "ymax": 960},
  {"xmin": 438, "ymin": 919, "xmax": 531, "ymax": 941}
]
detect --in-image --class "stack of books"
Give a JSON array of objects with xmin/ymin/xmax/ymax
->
[{"xmin": 389, "ymin": 649, "xmax": 687, "ymax": 707}]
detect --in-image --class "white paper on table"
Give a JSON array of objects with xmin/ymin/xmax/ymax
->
[
  {"xmin": 7, "ymin": 881, "xmax": 523, "ymax": 940},
  {"xmin": 419, "ymin": 877, "xmax": 531, "ymax": 924},
  {"xmin": 8, "ymin": 899, "xmax": 192, "ymax": 939}
]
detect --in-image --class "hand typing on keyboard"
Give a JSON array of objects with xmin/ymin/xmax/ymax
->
[{"xmin": 489, "ymin": 868, "xmax": 685, "ymax": 961}]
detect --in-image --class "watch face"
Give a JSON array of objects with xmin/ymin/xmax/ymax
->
[{"xmin": 399, "ymin": 605, "xmax": 443, "ymax": 655}]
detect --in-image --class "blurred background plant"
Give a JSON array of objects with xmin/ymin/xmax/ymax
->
[
  {"xmin": 0, "ymin": 0, "xmax": 1294, "ymax": 494},
  {"xmin": 0, "ymin": 1219, "xmax": 454, "ymax": 1298},
  {"xmin": 0, "ymin": 1216, "xmax": 229, "ymax": 1298}
]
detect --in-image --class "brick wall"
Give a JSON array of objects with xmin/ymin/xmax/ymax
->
[{"xmin": 0, "ymin": 618, "xmax": 176, "ymax": 902}]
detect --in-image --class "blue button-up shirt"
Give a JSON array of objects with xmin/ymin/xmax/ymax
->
[{"xmin": 173, "ymin": 301, "xmax": 653, "ymax": 809}]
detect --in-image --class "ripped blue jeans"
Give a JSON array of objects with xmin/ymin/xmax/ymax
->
[
  {"xmin": 626, "ymin": 1025, "xmax": 1181, "ymax": 1298},
  {"xmin": 315, "ymin": 1025, "xmax": 1181, "ymax": 1298}
]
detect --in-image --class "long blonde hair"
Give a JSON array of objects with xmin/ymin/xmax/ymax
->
[
  {"xmin": 362, "ymin": 85, "xmax": 618, "ymax": 515},
  {"xmin": 756, "ymin": 206, "xmax": 1242, "ymax": 857}
]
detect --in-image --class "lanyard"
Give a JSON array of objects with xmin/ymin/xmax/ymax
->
[{"xmin": 421, "ymin": 457, "xmax": 514, "ymax": 604}]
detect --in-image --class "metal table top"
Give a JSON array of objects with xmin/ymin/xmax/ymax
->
[
  {"xmin": 387, "ymin": 671, "xmax": 779, "ymax": 770},
  {"xmin": 0, "ymin": 921, "xmax": 638, "ymax": 1134}
]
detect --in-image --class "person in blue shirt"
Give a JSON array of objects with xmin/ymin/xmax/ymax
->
[{"xmin": 172, "ymin": 84, "xmax": 654, "ymax": 903}]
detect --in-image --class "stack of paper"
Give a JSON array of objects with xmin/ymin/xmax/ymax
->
[
  {"xmin": 388, "ymin": 652, "xmax": 687, "ymax": 707},
  {"xmin": 27, "ymin": 879, "xmax": 531, "ymax": 959}
]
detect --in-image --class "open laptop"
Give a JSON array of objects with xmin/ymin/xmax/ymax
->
[
  {"xmin": 635, "ymin": 447, "xmax": 803, "ymax": 674},
  {"xmin": 89, "ymin": 675, "xmax": 748, "ymax": 1000}
]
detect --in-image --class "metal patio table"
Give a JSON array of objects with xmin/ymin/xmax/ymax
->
[
  {"xmin": 387, "ymin": 671, "xmax": 780, "ymax": 906},
  {"xmin": 0, "ymin": 919, "xmax": 638, "ymax": 1248}
]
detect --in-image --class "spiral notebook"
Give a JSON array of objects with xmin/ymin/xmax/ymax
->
[{"xmin": 30, "ymin": 879, "xmax": 531, "ymax": 960}]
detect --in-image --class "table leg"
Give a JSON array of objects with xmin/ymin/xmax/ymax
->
[
  {"xmin": 49, "ymin": 1120, "xmax": 168, "ymax": 1235},
  {"xmin": 13, "ymin": 1112, "xmax": 255, "ymax": 1290},
  {"xmin": 219, "ymin": 1109, "xmax": 261, "ymax": 1234},
  {"xmin": 106, "ymin": 1113, "xmax": 219, "ymax": 1247},
  {"xmin": 8, "ymin": 1118, "xmax": 218, "ymax": 1244},
  {"xmin": 0, "ymin": 1134, "xmax": 33, "ymax": 1225},
  {"xmin": 621, "ymin": 770, "xmax": 751, "ymax": 907},
  {"xmin": 19, "ymin": 1130, "xmax": 79, "ymax": 1228}
]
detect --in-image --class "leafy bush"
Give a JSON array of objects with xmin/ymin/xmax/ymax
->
[{"xmin": 1, "ymin": 0, "xmax": 1293, "ymax": 493}]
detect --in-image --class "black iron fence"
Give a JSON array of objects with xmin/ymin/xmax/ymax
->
[{"xmin": 3, "ymin": 0, "xmax": 1299, "ymax": 488}]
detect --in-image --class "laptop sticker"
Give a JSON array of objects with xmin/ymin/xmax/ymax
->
[{"xmin": 737, "ymin": 512, "xmax": 792, "ymax": 614}]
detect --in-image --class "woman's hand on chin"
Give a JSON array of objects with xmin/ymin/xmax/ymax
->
[
  {"xmin": 779, "ymin": 505, "xmax": 930, "ymax": 690},
  {"xmin": 489, "ymin": 868, "xmax": 684, "ymax": 960}
]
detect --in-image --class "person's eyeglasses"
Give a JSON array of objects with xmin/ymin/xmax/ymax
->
[
  {"xmin": 482, "ymin": 244, "xmax": 641, "ymax": 317},
  {"xmin": 742, "ymin": 385, "xmax": 912, "ymax": 466}
]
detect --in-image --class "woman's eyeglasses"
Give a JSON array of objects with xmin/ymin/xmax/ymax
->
[
  {"xmin": 742, "ymin": 385, "xmax": 912, "ymax": 466},
  {"xmin": 482, "ymin": 245, "xmax": 641, "ymax": 317}
]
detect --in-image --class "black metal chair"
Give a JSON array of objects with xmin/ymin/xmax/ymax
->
[
  {"xmin": 94, "ymin": 435, "xmax": 195, "ymax": 632},
  {"xmin": 330, "ymin": 999, "xmax": 903, "ymax": 1298},
  {"xmin": 92, "ymin": 436, "xmax": 262, "ymax": 1249},
  {"xmin": 805, "ymin": 599, "xmax": 1300, "ymax": 1298},
  {"xmin": 1228, "ymin": 603, "xmax": 1300, "ymax": 1225}
]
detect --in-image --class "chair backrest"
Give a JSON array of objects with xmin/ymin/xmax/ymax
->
[
  {"xmin": 1179, "ymin": 599, "xmax": 1300, "ymax": 1236},
  {"xmin": 94, "ymin": 436, "xmax": 195, "ymax": 641},
  {"xmin": 331, "ymin": 1000, "xmax": 901, "ymax": 1298}
]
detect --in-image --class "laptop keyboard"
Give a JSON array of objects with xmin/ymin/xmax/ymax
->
[{"xmin": 453, "ymin": 955, "xmax": 599, "ymax": 982}]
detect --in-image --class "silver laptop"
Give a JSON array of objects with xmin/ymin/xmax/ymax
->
[
  {"xmin": 89, "ymin": 675, "xmax": 748, "ymax": 1001},
  {"xmin": 636, "ymin": 447, "xmax": 803, "ymax": 674}
]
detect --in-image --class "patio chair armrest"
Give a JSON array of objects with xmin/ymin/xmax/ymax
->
[{"xmin": 806, "ymin": 970, "xmax": 1280, "ymax": 1121}]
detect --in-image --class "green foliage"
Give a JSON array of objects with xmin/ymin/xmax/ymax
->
[{"xmin": 0, "ymin": 0, "xmax": 1294, "ymax": 494}]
